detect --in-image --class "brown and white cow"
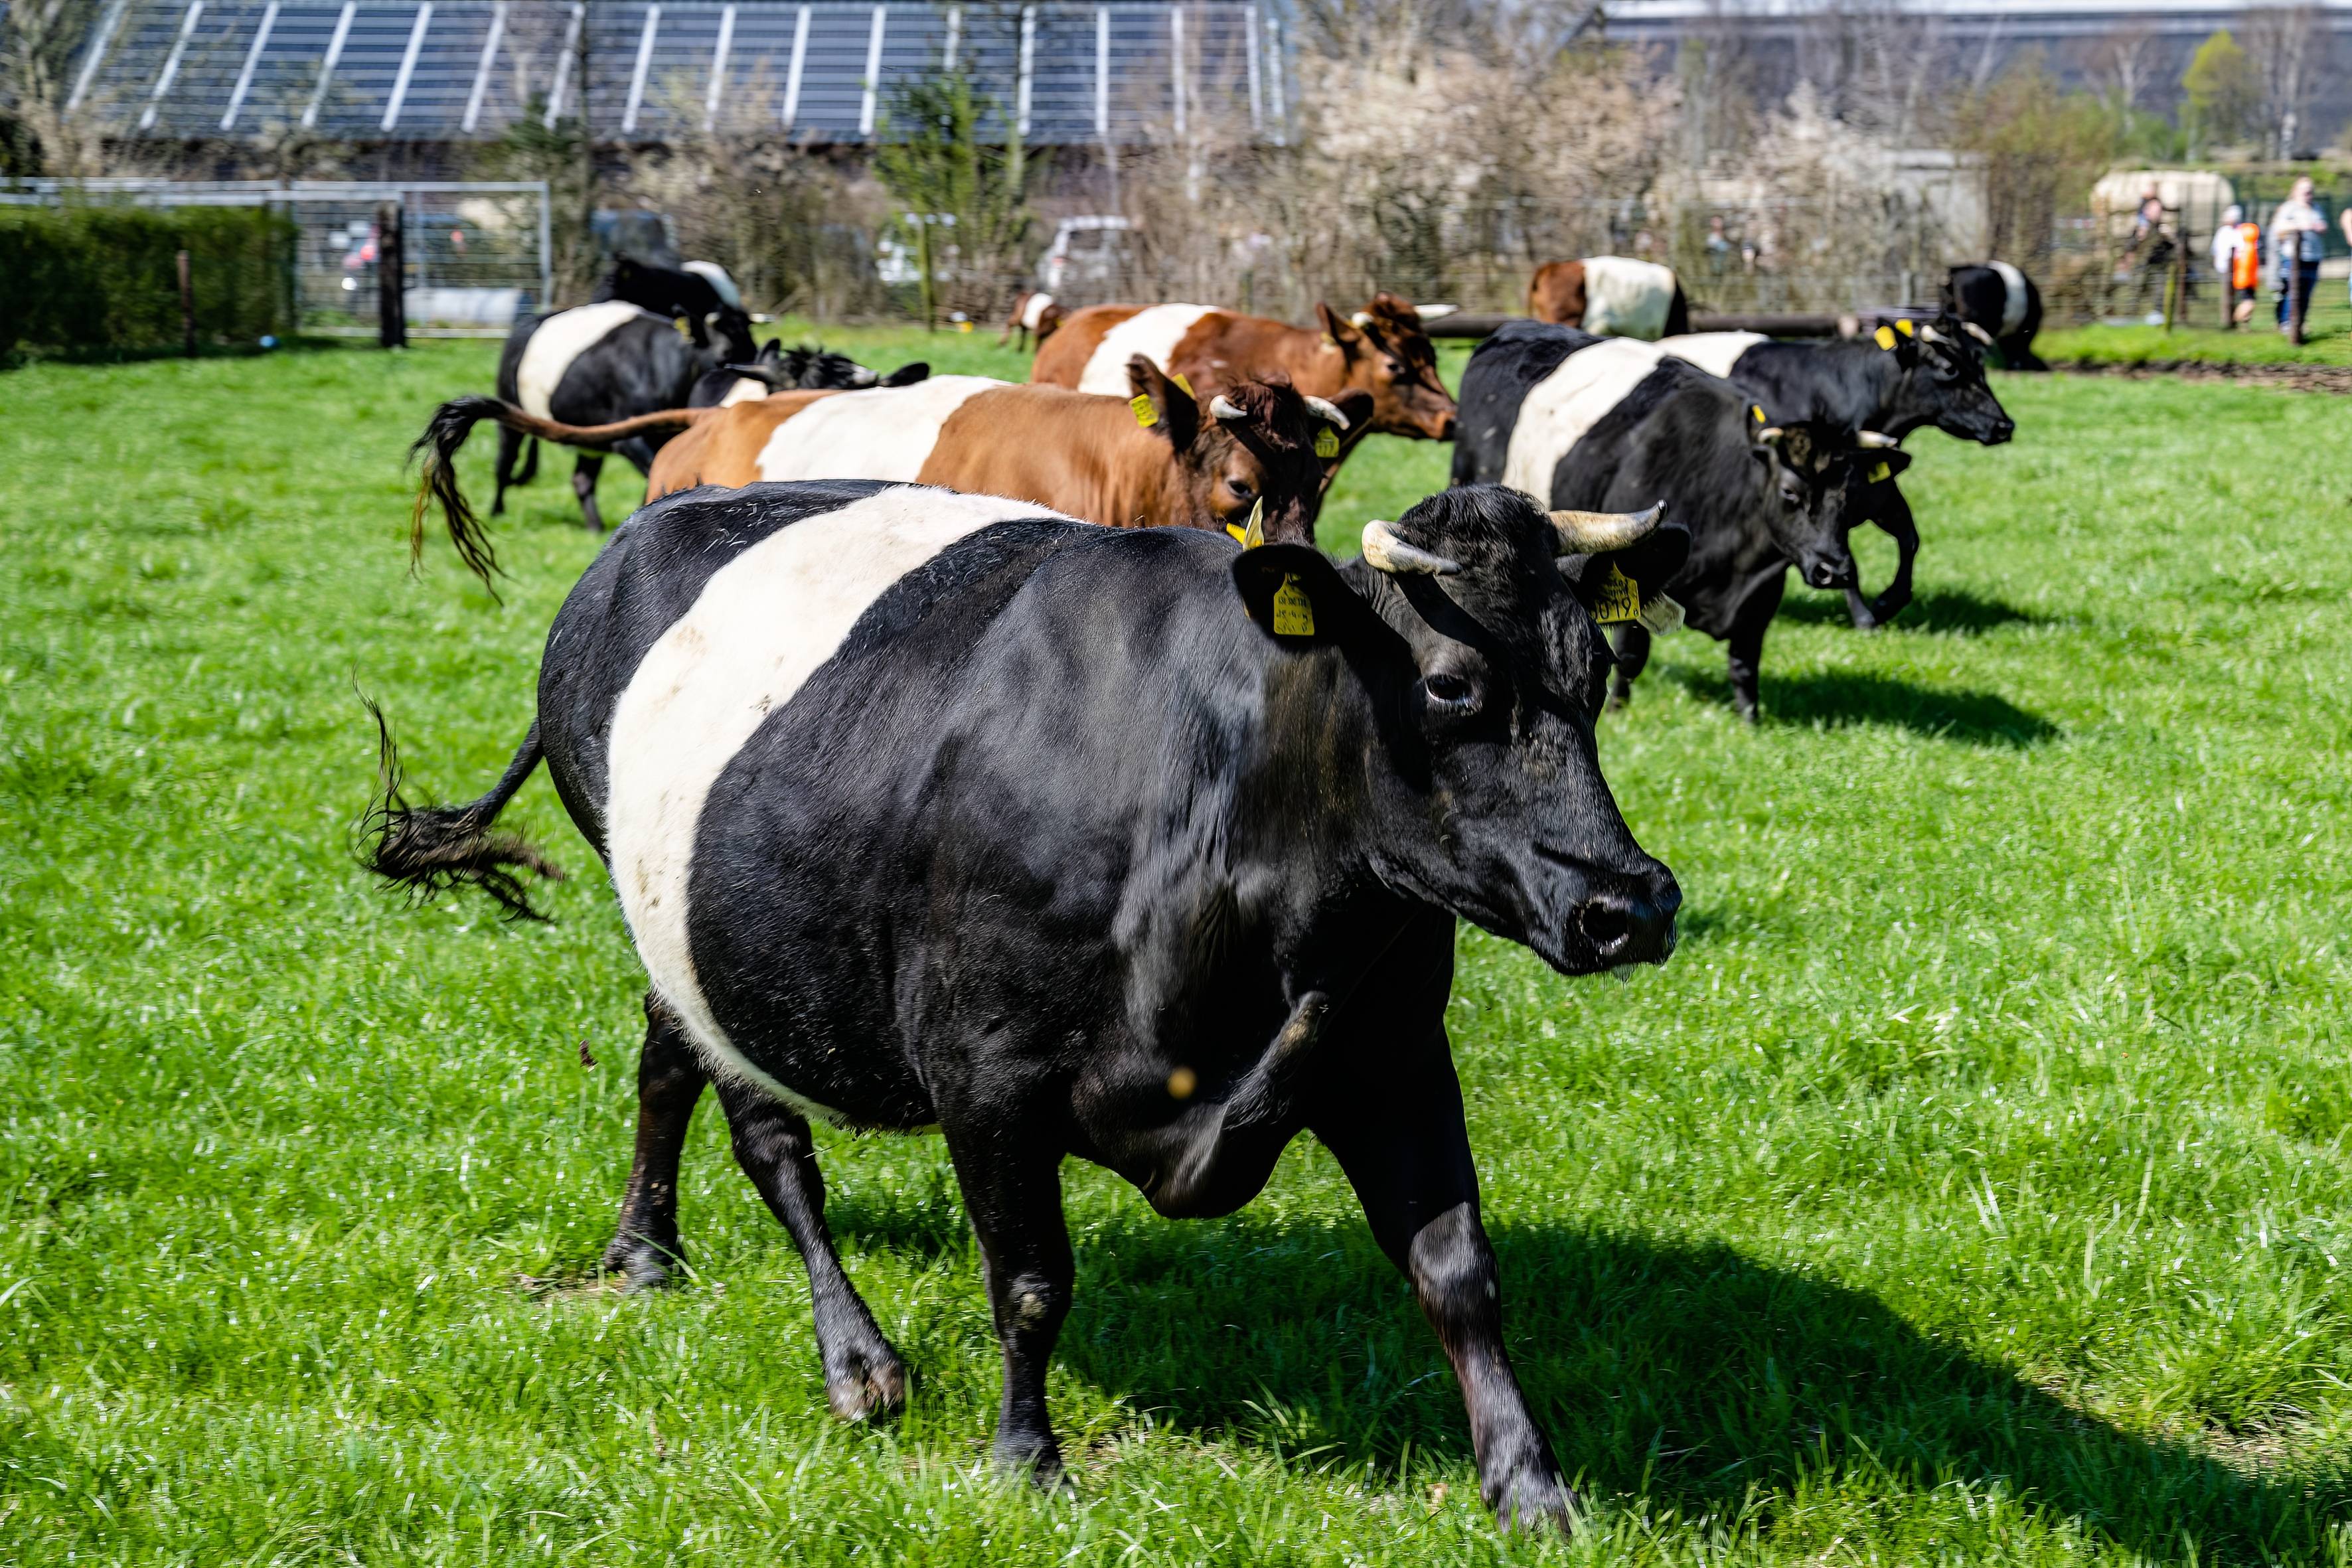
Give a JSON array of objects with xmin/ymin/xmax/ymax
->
[
  {"xmin": 999, "ymin": 290, "xmax": 1067, "ymax": 351},
  {"xmin": 1031, "ymin": 293, "xmax": 1456, "ymax": 443},
  {"xmin": 1527, "ymin": 260, "xmax": 1691, "ymax": 341},
  {"xmin": 410, "ymin": 359, "xmax": 1370, "ymax": 580}
]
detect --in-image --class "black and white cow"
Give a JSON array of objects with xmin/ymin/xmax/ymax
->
[
  {"xmin": 1942, "ymin": 263, "xmax": 2044, "ymax": 370},
  {"xmin": 489, "ymin": 302, "xmax": 757, "ymax": 532},
  {"xmin": 365, "ymin": 477, "xmax": 1684, "ymax": 1530},
  {"xmin": 1662, "ymin": 317, "xmax": 2013, "ymax": 627},
  {"xmin": 1452, "ymin": 321, "xmax": 1897, "ymax": 722},
  {"xmin": 591, "ymin": 256, "xmax": 749, "ymax": 349},
  {"xmin": 686, "ymin": 341, "xmax": 933, "ymax": 410}
]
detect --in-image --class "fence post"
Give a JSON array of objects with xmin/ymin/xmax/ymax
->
[
  {"xmin": 376, "ymin": 200, "xmax": 407, "ymax": 348},
  {"xmin": 177, "ymin": 249, "xmax": 196, "ymax": 357}
]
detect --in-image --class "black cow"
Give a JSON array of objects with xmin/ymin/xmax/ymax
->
[
  {"xmin": 1452, "ymin": 321, "xmax": 1897, "ymax": 723},
  {"xmin": 366, "ymin": 478, "xmax": 1685, "ymax": 1530},
  {"xmin": 686, "ymin": 341, "xmax": 934, "ymax": 408},
  {"xmin": 488, "ymin": 301, "xmax": 757, "ymax": 533},
  {"xmin": 591, "ymin": 256, "xmax": 749, "ymax": 349},
  {"xmin": 1662, "ymin": 317, "xmax": 2012, "ymax": 627},
  {"xmin": 1943, "ymin": 263, "xmax": 2045, "ymax": 370}
]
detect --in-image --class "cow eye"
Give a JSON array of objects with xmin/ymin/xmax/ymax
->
[
  {"xmin": 1227, "ymin": 477, "xmax": 1255, "ymax": 500},
  {"xmin": 1423, "ymin": 672, "xmax": 1480, "ymax": 714}
]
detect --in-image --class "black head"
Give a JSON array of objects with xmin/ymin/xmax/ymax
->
[
  {"xmin": 1128, "ymin": 359, "xmax": 1371, "ymax": 542},
  {"xmin": 1751, "ymin": 420, "xmax": 1869, "ymax": 592},
  {"xmin": 1231, "ymin": 485, "xmax": 1684, "ymax": 973},
  {"xmin": 1887, "ymin": 316, "xmax": 2013, "ymax": 445}
]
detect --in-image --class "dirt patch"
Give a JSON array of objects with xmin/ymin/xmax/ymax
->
[{"xmin": 2050, "ymin": 359, "xmax": 2352, "ymax": 394}]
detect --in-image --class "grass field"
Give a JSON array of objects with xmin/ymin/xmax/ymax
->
[
  {"xmin": 5, "ymin": 335, "xmax": 2352, "ymax": 1565},
  {"xmin": 2039, "ymin": 287, "xmax": 2352, "ymax": 366}
]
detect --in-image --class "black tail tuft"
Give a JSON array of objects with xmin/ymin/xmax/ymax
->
[
  {"xmin": 410, "ymin": 395, "xmax": 512, "ymax": 593},
  {"xmin": 358, "ymin": 694, "xmax": 562, "ymax": 921}
]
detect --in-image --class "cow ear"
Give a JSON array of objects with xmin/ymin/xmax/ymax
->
[
  {"xmin": 1863, "ymin": 449, "xmax": 1913, "ymax": 482},
  {"xmin": 1316, "ymin": 303, "xmax": 1365, "ymax": 358},
  {"xmin": 1558, "ymin": 520, "xmax": 1690, "ymax": 621},
  {"xmin": 1231, "ymin": 543, "xmax": 1364, "ymax": 648},
  {"xmin": 1125, "ymin": 356, "xmax": 1200, "ymax": 449}
]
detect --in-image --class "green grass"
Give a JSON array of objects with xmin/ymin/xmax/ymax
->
[
  {"xmin": 2039, "ymin": 288, "xmax": 2352, "ymax": 365},
  {"xmin": 5, "ymin": 339, "xmax": 2352, "ymax": 1565}
]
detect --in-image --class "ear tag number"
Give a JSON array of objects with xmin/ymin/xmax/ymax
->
[
  {"xmin": 1271, "ymin": 574, "xmax": 1316, "ymax": 636},
  {"xmin": 1168, "ymin": 371, "xmax": 1195, "ymax": 400},
  {"xmin": 1131, "ymin": 394, "xmax": 1158, "ymax": 428},
  {"xmin": 1873, "ymin": 325, "xmax": 1897, "ymax": 350},
  {"xmin": 1592, "ymin": 564, "xmax": 1642, "ymax": 624},
  {"xmin": 1227, "ymin": 497, "xmax": 1265, "ymax": 546},
  {"xmin": 1314, "ymin": 426, "xmax": 1340, "ymax": 458},
  {"xmin": 1869, "ymin": 460, "xmax": 1892, "ymax": 483}
]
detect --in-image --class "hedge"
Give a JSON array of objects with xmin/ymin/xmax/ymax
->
[{"xmin": 0, "ymin": 203, "xmax": 299, "ymax": 358}]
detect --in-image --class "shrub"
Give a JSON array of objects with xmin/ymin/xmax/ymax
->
[{"xmin": 0, "ymin": 202, "xmax": 297, "ymax": 358}]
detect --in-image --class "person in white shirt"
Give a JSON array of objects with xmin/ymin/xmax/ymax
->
[{"xmin": 2269, "ymin": 177, "xmax": 2327, "ymax": 340}]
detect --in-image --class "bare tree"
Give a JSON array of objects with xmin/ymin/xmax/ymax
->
[
  {"xmin": 2242, "ymin": 7, "xmax": 2319, "ymax": 158},
  {"xmin": 2086, "ymin": 25, "xmax": 2158, "ymax": 131},
  {"xmin": 1, "ymin": 0, "xmax": 102, "ymax": 175}
]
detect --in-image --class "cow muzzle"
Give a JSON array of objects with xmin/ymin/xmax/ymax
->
[{"xmin": 1571, "ymin": 883, "xmax": 1680, "ymax": 967}]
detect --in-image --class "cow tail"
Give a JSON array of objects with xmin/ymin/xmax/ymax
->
[
  {"xmin": 358, "ymin": 695, "xmax": 562, "ymax": 921},
  {"xmin": 409, "ymin": 396, "xmax": 706, "ymax": 588}
]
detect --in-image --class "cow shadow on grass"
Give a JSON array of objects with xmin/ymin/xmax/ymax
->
[
  {"xmin": 1775, "ymin": 587, "xmax": 2047, "ymax": 637},
  {"xmin": 1665, "ymin": 666, "xmax": 2059, "ymax": 747},
  {"xmin": 996, "ymin": 1212, "xmax": 2338, "ymax": 1565}
]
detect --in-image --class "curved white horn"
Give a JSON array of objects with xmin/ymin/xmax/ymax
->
[
  {"xmin": 1916, "ymin": 323, "xmax": 1948, "ymax": 345},
  {"xmin": 1360, "ymin": 519, "xmax": 1462, "ymax": 576},
  {"xmin": 1549, "ymin": 501, "xmax": 1664, "ymax": 555},
  {"xmin": 1210, "ymin": 394, "xmax": 1247, "ymax": 422},
  {"xmin": 1302, "ymin": 396, "xmax": 1350, "ymax": 431},
  {"xmin": 1961, "ymin": 321, "xmax": 1994, "ymax": 346},
  {"xmin": 1755, "ymin": 426, "xmax": 1786, "ymax": 443},
  {"xmin": 1350, "ymin": 311, "xmax": 1375, "ymax": 328},
  {"xmin": 1857, "ymin": 430, "xmax": 1900, "ymax": 449},
  {"xmin": 1416, "ymin": 303, "xmax": 1460, "ymax": 320}
]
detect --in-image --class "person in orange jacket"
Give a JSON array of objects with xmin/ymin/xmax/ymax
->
[{"xmin": 2211, "ymin": 204, "xmax": 2263, "ymax": 328}]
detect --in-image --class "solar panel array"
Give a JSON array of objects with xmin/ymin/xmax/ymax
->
[{"xmin": 64, "ymin": 0, "xmax": 1287, "ymax": 145}]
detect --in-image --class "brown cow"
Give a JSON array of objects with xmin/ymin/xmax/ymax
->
[
  {"xmin": 1030, "ymin": 293, "xmax": 1456, "ymax": 443},
  {"xmin": 409, "ymin": 362, "xmax": 1371, "ymax": 581},
  {"xmin": 999, "ymin": 290, "xmax": 1067, "ymax": 351},
  {"xmin": 1526, "ymin": 258, "xmax": 1691, "ymax": 340}
]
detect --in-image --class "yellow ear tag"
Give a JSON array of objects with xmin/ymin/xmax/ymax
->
[
  {"xmin": 1873, "ymin": 325, "xmax": 1897, "ymax": 351},
  {"xmin": 1168, "ymin": 371, "xmax": 1195, "ymax": 400},
  {"xmin": 1751, "ymin": 404, "xmax": 1766, "ymax": 424},
  {"xmin": 1591, "ymin": 564, "xmax": 1642, "ymax": 624},
  {"xmin": 1314, "ymin": 426, "xmax": 1340, "ymax": 459},
  {"xmin": 1869, "ymin": 461, "xmax": 1891, "ymax": 483},
  {"xmin": 1227, "ymin": 497, "xmax": 1265, "ymax": 546},
  {"xmin": 1897, "ymin": 319, "xmax": 1915, "ymax": 337},
  {"xmin": 1271, "ymin": 574, "xmax": 1316, "ymax": 636},
  {"xmin": 1131, "ymin": 393, "xmax": 1158, "ymax": 429}
]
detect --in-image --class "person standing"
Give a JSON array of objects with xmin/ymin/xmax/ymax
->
[
  {"xmin": 2270, "ymin": 177, "xmax": 2326, "ymax": 343},
  {"xmin": 2213, "ymin": 204, "xmax": 2262, "ymax": 329}
]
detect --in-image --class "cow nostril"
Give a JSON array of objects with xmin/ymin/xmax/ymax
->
[{"xmin": 1579, "ymin": 901, "xmax": 1630, "ymax": 946}]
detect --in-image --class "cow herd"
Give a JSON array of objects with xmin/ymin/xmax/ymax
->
[{"xmin": 370, "ymin": 254, "xmax": 2025, "ymax": 1532}]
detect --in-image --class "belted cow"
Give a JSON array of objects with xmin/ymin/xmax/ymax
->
[
  {"xmin": 592, "ymin": 256, "xmax": 745, "ymax": 348},
  {"xmin": 410, "ymin": 362, "xmax": 1370, "ymax": 579},
  {"xmin": 487, "ymin": 299, "xmax": 756, "ymax": 533},
  {"xmin": 1942, "ymin": 263, "xmax": 2044, "ymax": 370},
  {"xmin": 1452, "ymin": 321, "xmax": 1896, "ymax": 722},
  {"xmin": 363, "ymin": 476, "xmax": 1682, "ymax": 1530},
  {"xmin": 1031, "ymin": 293, "xmax": 1456, "ymax": 447},
  {"xmin": 1662, "ymin": 315, "xmax": 2012, "ymax": 627},
  {"xmin": 1526, "ymin": 258, "xmax": 1691, "ymax": 341}
]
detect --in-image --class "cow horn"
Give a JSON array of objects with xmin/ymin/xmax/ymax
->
[
  {"xmin": 1857, "ymin": 430, "xmax": 1900, "ymax": 449},
  {"xmin": 1302, "ymin": 395, "xmax": 1350, "ymax": 431},
  {"xmin": 1755, "ymin": 426, "xmax": 1786, "ymax": 443},
  {"xmin": 1210, "ymin": 394, "xmax": 1247, "ymax": 422},
  {"xmin": 1961, "ymin": 321, "xmax": 1994, "ymax": 346},
  {"xmin": 1350, "ymin": 311, "xmax": 1375, "ymax": 328},
  {"xmin": 1360, "ymin": 519, "xmax": 1462, "ymax": 576},
  {"xmin": 1917, "ymin": 323, "xmax": 1948, "ymax": 345},
  {"xmin": 1416, "ymin": 303, "xmax": 1460, "ymax": 320},
  {"xmin": 1549, "ymin": 502, "xmax": 1664, "ymax": 554}
]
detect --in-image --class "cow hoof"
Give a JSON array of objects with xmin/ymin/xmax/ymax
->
[
  {"xmin": 991, "ymin": 1431, "xmax": 1065, "ymax": 1487},
  {"xmin": 601, "ymin": 1234, "xmax": 682, "ymax": 1291},
  {"xmin": 825, "ymin": 1342, "xmax": 908, "ymax": 1422},
  {"xmin": 1488, "ymin": 1469, "xmax": 1579, "ymax": 1533}
]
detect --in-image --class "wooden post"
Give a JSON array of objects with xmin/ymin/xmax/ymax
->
[
  {"xmin": 176, "ymin": 249, "xmax": 196, "ymax": 357},
  {"xmin": 2163, "ymin": 210, "xmax": 2185, "ymax": 333},
  {"xmin": 376, "ymin": 200, "xmax": 406, "ymax": 349}
]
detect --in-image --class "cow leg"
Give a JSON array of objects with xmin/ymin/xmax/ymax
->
[
  {"xmin": 1605, "ymin": 623, "xmax": 1652, "ymax": 710},
  {"xmin": 570, "ymin": 453, "xmax": 607, "ymax": 533},
  {"xmin": 1843, "ymin": 481, "xmax": 1917, "ymax": 631},
  {"xmin": 492, "ymin": 425, "xmax": 525, "ymax": 516},
  {"xmin": 1727, "ymin": 568, "xmax": 1789, "ymax": 724},
  {"xmin": 708, "ymin": 1077, "xmax": 907, "ymax": 1421},
  {"xmin": 601, "ymin": 993, "xmax": 708, "ymax": 1289},
  {"xmin": 941, "ymin": 1126, "xmax": 1073, "ymax": 1480},
  {"xmin": 516, "ymin": 435, "xmax": 540, "ymax": 487},
  {"xmin": 1311, "ymin": 1018, "xmax": 1571, "ymax": 1533},
  {"xmin": 613, "ymin": 435, "xmax": 659, "ymax": 478}
]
